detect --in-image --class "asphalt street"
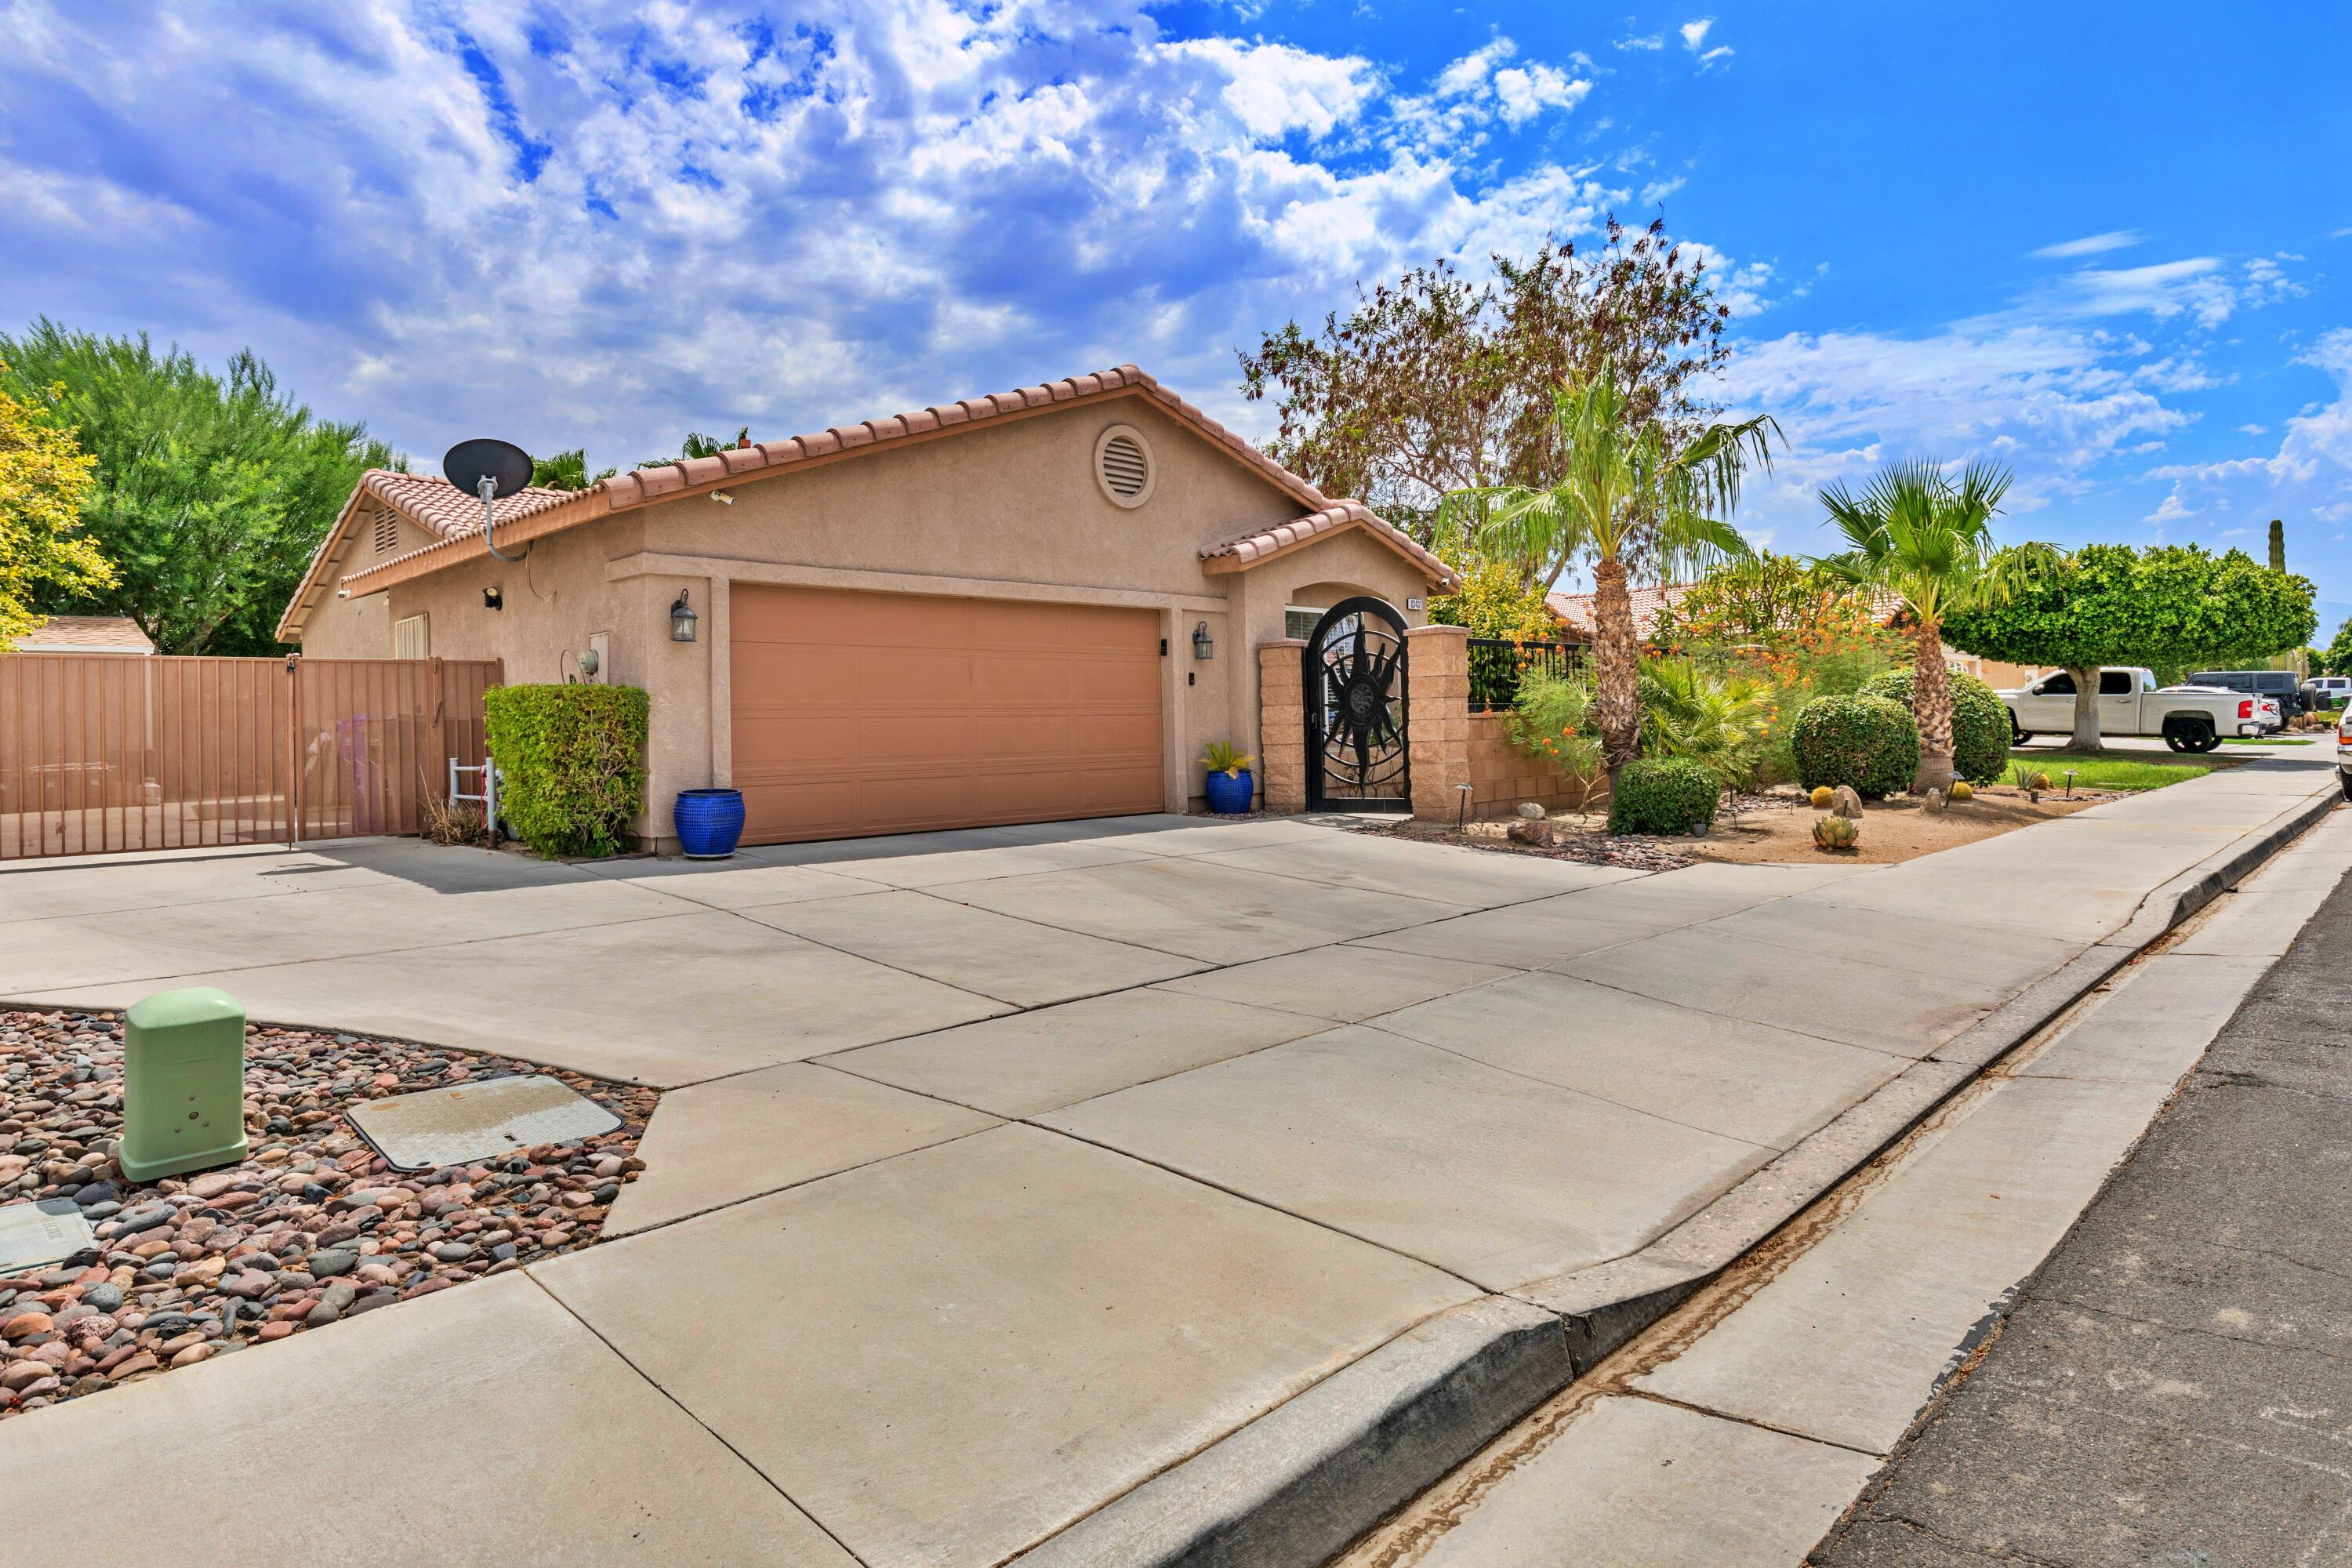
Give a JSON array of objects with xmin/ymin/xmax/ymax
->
[{"xmin": 1813, "ymin": 818, "xmax": 2352, "ymax": 1566}]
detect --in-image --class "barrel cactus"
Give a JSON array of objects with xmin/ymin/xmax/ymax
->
[
  {"xmin": 1813, "ymin": 814, "xmax": 1861, "ymax": 851},
  {"xmin": 1809, "ymin": 784, "xmax": 1834, "ymax": 808},
  {"xmin": 1950, "ymin": 780, "xmax": 1973, "ymax": 803}
]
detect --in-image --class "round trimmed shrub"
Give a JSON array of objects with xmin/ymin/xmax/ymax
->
[
  {"xmin": 1791, "ymin": 694, "xmax": 1918, "ymax": 799},
  {"xmin": 1608, "ymin": 757, "xmax": 1721, "ymax": 836},
  {"xmin": 1863, "ymin": 667, "xmax": 2007, "ymax": 783}
]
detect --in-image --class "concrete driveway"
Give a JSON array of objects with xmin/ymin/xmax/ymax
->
[{"xmin": 2, "ymin": 764, "xmax": 2338, "ymax": 1567}]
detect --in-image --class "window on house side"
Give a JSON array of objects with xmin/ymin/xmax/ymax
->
[{"xmin": 393, "ymin": 614, "xmax": 429, "ymax": 660}]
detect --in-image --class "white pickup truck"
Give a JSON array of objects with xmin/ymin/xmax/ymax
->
[{"xmin": 2001, "ymin": 666, "xmax": 2280, "ymax": 753}]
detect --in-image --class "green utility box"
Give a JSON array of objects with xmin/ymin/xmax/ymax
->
[{"xmin": 119, "ymin": 986, "xmax": 249, "ymax": 1184}]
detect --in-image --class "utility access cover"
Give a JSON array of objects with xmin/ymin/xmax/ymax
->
[
  {"xmin": 0, "ymin": 1198, "xmax": 98, "ymax": 1274},
  {"xmin": 348, "ymin": 1075, "xmax": 619, "ymax": 1172}
]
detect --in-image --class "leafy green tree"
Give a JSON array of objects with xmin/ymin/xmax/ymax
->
[
  {"xmin": 1241, "ymin": 219, "xmax": 1733, "ymax": 586},
  {"xmin": 1440, "ymin": 355, "xmax": 1776, "ymax": 771},
  {"xmin": 0, "ymin": 361, "xmax": 112, "ymax": 649},
  {"xmin": 0, "ymin": 320, "xmax": 397, "ymax": 655},
  {"xmin": 1427, "ymin": 554, "xmax": 1564, "ymax": 639},
  {"xmin": 1943, "ymin": 543, "xmax": 2317, "ymax": 750},
  {"xmin": 2325, "ymin": 616, "xmax": 2352, "ymax": 677},
  {"xmin": 1817, "ymin": 461, "xmax": 2046, "ymax": 786},
  {"xmin": 531, "ymin": 448, "xmax": 615, "ymax": 490}
]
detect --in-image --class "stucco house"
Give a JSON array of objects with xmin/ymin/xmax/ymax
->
[{"xmin": 279, "ymin": 365, "xmax": 1457, "ymax": 851}]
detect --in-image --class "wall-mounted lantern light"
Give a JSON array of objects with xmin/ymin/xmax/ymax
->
[
  {"xmin": 1192, "ymin": 621, "xmax": 1214, "ymax": 660},
  {"xmin": 670, "ymin": 590, "xmax": 699, "ymax": 643}
]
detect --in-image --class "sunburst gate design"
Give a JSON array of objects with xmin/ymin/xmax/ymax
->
[{"xmin": 1304, "ymin": 597, "xmax": 1409, "ymax": 811}]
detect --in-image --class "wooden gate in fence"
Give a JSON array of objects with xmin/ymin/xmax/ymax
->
[{"xmin": 0, "ymin": 654, "xmax": 503, "ymax": 860}]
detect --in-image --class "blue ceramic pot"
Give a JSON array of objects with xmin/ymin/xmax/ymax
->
[
  {"xmin": 1203, "ymin": 768, "xmax": 1254, "ymax": 816},
  {"xmin": 674, "ymin": 788, "xmax": 746, "ymax": 858}
]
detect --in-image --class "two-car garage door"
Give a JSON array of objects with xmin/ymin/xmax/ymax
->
[{"xmin": 729, "ymin": 585, "xmax": 1165, "ymax": 845}]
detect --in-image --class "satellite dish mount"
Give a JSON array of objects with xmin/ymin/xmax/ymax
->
[{"xmin": 441, "ymin": 438, "xmax": 535, "ymax": 563}]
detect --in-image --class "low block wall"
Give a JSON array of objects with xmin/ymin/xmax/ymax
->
[{"xmin": 1467, "ymin": 712, "xmax": 1603, "ymax": 820}]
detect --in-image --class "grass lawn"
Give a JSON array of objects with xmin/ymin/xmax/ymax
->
[
  {"xmin": 2221, "ymin": 735, "xmax": 2320, "ymax": 746},
  {"xmin": 2005, "ymin": 750, "xmax": 2211, "ymax": 791}
]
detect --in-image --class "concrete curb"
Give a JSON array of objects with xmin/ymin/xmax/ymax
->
[
  {"xmin": 1020, "ymin": 774, "xmax": 2337, "ymax": 1567},
  {"xmin": 1014, "ymin": 1298, "xmax": 1568, "ymax": 1568}
]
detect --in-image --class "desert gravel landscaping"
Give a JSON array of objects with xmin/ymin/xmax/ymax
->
[{"xmin": 0, "ymin": 1007, "xmax": 654, "ymax": 1419}]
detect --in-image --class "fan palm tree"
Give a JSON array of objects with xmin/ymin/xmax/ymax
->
[
  {"xmin": 1439, "ymin": 359, "xmax": 1777, "ymax": 772},
  {"xmin": 1816, "ymin": 460, "xmax": 2042, "ymax": 788}
]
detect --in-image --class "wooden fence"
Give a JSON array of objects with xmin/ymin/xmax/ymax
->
[{"xmin": 0, "ymin": 654, "xmax": 502, "ymax": 860}]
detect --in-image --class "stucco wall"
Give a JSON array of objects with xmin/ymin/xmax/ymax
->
[
  {"xmin": 298, "ymin": 502, "xmax": 442, "ymax": 658},
  {"xmin": 310, "ymin": 394, "xmax": 1439, "ymax": 845}
]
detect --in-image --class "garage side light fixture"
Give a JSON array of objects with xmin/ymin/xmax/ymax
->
[
  {"xmin": 1192, "ymin": 621, "xmax": 1214, "ymax": 660},
  {"xmin": 670, "ymin": 590, "xmax": 699, "ymax": 642}
]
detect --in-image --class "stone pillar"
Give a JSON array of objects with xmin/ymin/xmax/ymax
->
[
  {"xmin": 1256, "ymin": 639, "xmax": 1307, "ymax": 813},
  {"xmin": 1405, "ymin": 624, "xmax": 1470, "ymax": 823}
]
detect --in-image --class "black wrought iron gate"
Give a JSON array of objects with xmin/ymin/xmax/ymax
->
[{"xmin": 1303, "ymin": 597, "xmax": 1410, "ymax": 811}]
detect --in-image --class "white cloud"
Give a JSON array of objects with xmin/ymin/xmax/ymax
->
[
  {"xmin": 2141, "ymin": 329, "xmax": 2352, "ymax": 534},
  {"xmin": 2030, "ymin": 230, "xmax": 2143, "ymax": 260},
  {"xmin": 1715, "ymin": 322, "xmax": 2201, "ymax": 546},
  {"xmin": 0, "ymin": 1, "xmax": 1609, "ymax": 467},
  {"xmin": 1417, "ymin": 36, "xmax": 1589, "ymax": 134},
  {"xmin": 1616, "ymin": 32, "xmax": 1666, "ymax": 50},
  {"xmin": 1165, "ymin": 38, "xmax": 1379, "ymax": 141},
  {"xmin": 1679, "ymin": 17, "xmax": 1733, "ymax": 69},
  {"xmin": 1493, "ymin": 63, "xmax": 1592, "ymax": 125}
]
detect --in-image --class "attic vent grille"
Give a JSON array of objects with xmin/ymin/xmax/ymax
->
[
  {"xmin": 1093, "ymin": 425, "xmax": 1156, "ymax": 509},
  {"xmin": 373, "ymin": 506, "xmax": 399, "ymax": 557}
]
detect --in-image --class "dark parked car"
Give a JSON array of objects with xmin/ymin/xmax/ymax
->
[{"xmin": 2188, "ymin": 669, "xmax": 2306, "ymax": 720}]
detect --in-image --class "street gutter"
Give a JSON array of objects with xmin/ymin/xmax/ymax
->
[{"xmin": 1011, "ymin": 772, "xmax": 2341, "ymax": 1568}]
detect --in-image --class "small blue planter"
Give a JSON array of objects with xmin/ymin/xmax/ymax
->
[
  {"xmin": 674, "ymin": 788, "xmax": 746, "ymax": 859},
  {"xmin": 1203, "ymin": 768, "xmax": 1255, "ymax": 816}
]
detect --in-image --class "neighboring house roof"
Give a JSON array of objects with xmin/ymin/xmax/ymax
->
[
  {"xmin": 1199, "ymin": 502, "xmax": 1457, "ymax": 590},
  {"xmin": 278, "ymin": 364, "xmax": 1451, "ymax": 641},
  {"xmin": 14, "ymin": 615, "xmax": 154, "ymax": 654},
  {"xmin": 1544, "ymin": 582, "xmax": 1908, "ymax": 641},
  {"xmin": 1544, "ymin": 583, "xmax": 1698, "ymax": 642}
]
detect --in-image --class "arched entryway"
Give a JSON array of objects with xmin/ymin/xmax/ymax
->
[{"xmin": 1303, "ymin": 597, "xmax": 1410, "ymax": 811}]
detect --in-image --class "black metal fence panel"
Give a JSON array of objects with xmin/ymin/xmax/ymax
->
[{"xmin": 1467, "ymin": 638, "xmax": 1584, "ymax": 713}]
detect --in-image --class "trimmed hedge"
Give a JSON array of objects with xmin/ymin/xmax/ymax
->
[
  {"xmin": 1792, "ymin": 693, "xmax": 1918, "ymax": 799},
  {"xmin": 483, "ymin": 684, "xmax": 650, "ymax": 858},
  {"xmin": 1609, "ymin": 757, "xmax": 1721, "ymax": 836},
  {"xmin": 1862, "ymin": 666, "xmax": 2008, "ymax": 783}
]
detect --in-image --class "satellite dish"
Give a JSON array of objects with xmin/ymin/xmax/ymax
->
[{"xmin": 442, "ymin": 438, "xmax": 534, "ymax": 500}]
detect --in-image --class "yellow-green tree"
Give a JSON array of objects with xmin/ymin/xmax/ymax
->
[{"xmin": 0, "ymin": 363, "xmax": 111, "ymax": 649}]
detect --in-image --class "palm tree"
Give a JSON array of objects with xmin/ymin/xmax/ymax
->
[
  {"xmin": 1816, "ymin": 460, "xmax": 2040, "ymax": 788},
  {"xmin": 1439, "ymin": 358, "xmax": 1777, "ymax": 772}
]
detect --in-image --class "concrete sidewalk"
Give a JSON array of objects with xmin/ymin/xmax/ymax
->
[
  {"xmin": 0, "ymin": 754, "xmax": 2336, "ymax": 1566},
  {"xmin": 1337, "ymin": 797, "xmax": 2352, "ymax": 1568}
]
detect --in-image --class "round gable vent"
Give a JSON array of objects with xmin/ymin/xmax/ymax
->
[{"xmin": 1094, "ymin": 424, "xmax": 1156, "ymax": 508}]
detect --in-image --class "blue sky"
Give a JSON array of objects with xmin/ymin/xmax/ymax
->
[{"xmin": 5, "ymin": 2, "xmax": 2349, "ymax": 610}]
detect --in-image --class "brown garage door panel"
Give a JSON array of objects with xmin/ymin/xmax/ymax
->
[{"xmin": 731, "ymin": 585, "xmax": 1166, "ymax": 844}]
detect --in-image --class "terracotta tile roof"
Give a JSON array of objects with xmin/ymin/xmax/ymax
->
[
  {"xmin": 1545, "ymin": 581, "xmax": 1909, "ymax": 641},
  {"xmin": 274, "ymin": 470, "xmax": 598, "ymax": 641},
  {"xmin": 15, "ymin": 615, "xmax": 154, "ymax": 653},
  {"xmin": 1200, "ymin": 502, "xmax": 1461, "ymax": 592},
  {"xmin": 1544, "ymin": 582, "xmax": 1697, "ymax": 642},
  {"xmin": 595, "ymin": 364, "xmax": 1327, "ymax": 516},
  {"xmin": 358, "ymin": 470, "xmax": 581, "ymax": 543},
  {"xmin": 284, "ymin": 364, "xmax": 1454, "ymax": 639}
]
